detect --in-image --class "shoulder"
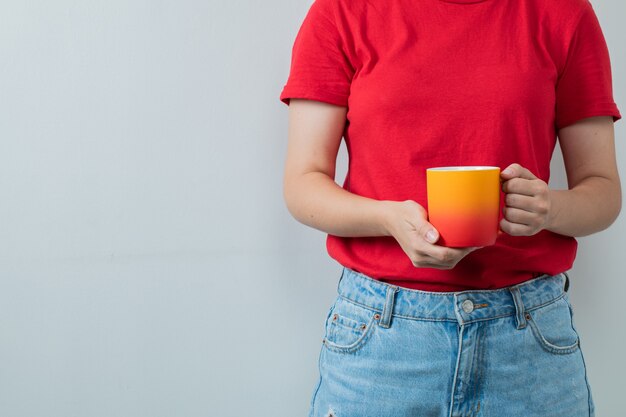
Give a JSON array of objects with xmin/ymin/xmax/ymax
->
[
  {"xmin": 519, "ymin": 0, "xmax": 593, "ymax": 46},
  {"xmin": 319, "ymin": 0, "xmax": 381, "ymax": 19},
  {"xmin": 532, "ymin": 0, "xmax": 591, "ymax": 23},
  {"xmin": 534, "ymin": 0, "xmax": 588, "ymax": 10},
  {"xmin": 305, "ymin": 0, "xmax": 366, "ymax": 20}
]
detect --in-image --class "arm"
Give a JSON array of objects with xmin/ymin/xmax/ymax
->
[
  {"xmin": 500, "ymin": 116, "xmax": 621, "ymax": 237},
  {"xmin": 549, "ymin": 115, "xmax": 621, "ymax": 236},
  {"xmin": 282, "ymin": 99, "xmax": 389, "ymax": 237},
  {"xmin": 282, "ymin": 99, "xmax": 477, "ymax": 269}
]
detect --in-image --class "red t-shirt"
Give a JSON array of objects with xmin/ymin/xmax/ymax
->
[{"xmin": 279, "ymin": 0, "xmax": 622, "ymax": 291}]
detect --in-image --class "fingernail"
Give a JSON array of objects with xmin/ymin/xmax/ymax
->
[
  {"xmin": 426, "ymin": 230, "xmax": 437, "ymax": 243},
  {"xmin": 502, "ymin": 168, "xmax": 512, "ymax": 175}
]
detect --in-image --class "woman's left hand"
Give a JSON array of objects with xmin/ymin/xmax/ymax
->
[{"xmin": 500, "ymin": 163, "xmax": 552, "ymax": 236}]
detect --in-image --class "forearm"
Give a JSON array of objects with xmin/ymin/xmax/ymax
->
[
  {"xmin": 283, "ymin": 171, "xmax": 391, "ymax": 237},
  {"xmin": 546, "ymin": 176, "xmax": 622, "ymax": 237}
]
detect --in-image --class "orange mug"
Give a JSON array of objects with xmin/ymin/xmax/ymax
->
[{"xmin": 426, "ymin": 166, "xmax": 501, "ymax": 247}]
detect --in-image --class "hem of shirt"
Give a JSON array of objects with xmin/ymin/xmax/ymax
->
[
  {"xmin": 556, "ymin": 104, "xmax": 622, "ymax": 130},
  {"xmin": 279, "ymin": 85, "xmax": 349, "ymax": 107}
]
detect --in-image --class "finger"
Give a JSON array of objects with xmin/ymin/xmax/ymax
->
[
  {"xmin": 499, "ymin": 218, "xmax": 532, "ymax": 236},
  {"xmin": 412, "ymin": 244, "xmax": 481, "ymax": 270},
  {"xmin": 502, "ymin": 178, "xmax": 538, "ymax": 197},
  {"xmin": 503, "ymin": 207, "xmax": 534, "ymax": 225},
  {"xmin": 411, "ymin": 260, "xmax": 447, "ymax": 269},
  {"xmin": 412, "ymin": 256, "xmax": 461, "ymax": 270},
  {"xmin": 504, "ymin": 193, "xmax": 536, "ymax": 210},
  {"xmin": 420, "ymin": 244, "xmax": 476, "ymax": 264},
  {"xmin": 453, "ymin": 246, "xmax": 482, "ymax": 254},
  {"xmin": 501, "ymin": 163, "xmax": 538, "ymax": 181}
]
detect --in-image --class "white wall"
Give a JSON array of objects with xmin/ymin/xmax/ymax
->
[{"xmin": 0, "ymin": 1, "xmax": 623, "ymax": 416}]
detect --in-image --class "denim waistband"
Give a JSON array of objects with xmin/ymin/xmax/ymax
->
[{"xmin": 337, "ymin": 267, "xmax": 569, "ymax": 327}]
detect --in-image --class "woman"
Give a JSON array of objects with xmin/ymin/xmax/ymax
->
[{"xmin": 279, "ymin": 0, "xmax": 621, "ymax": 415}]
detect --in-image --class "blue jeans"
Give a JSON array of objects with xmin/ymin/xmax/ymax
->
[{"xmin": 309, "ymin": 267, "xmax": 594, "ymax": 417}]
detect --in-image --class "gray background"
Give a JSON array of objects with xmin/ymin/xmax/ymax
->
[{"xmin": 0, "ymin": 0, "xmax": 623, "ymax": 416}]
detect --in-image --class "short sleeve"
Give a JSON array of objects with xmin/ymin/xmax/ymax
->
[
  {"xmin": 555, "ymin": 1, "xmax": 622, "ymax": 131},
  {"xmin": 279, "ymin": 0, "xmax": 355, "ymax": 107}
]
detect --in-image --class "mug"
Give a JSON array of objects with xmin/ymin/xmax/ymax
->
[{"xmin": 426, "ymin": 166, "xmax": 501, "ymax": 247}]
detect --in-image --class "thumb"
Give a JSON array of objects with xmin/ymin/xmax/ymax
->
[{"xmin": 423, "ymin": 224, "xmax": 439, "ymax": 244}]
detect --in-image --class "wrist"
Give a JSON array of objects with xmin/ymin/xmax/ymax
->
[
  {"xmin": 378, "ymin": 200, "xmax": 397, "ymax": 237},
  {"xmin": 544, "ymin": 189, "xmax": 562, "ymax": 232}
]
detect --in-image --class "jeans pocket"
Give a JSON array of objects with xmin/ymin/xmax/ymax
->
[
  {"xmin": 526, "ymin": 295, "xmax": 580, "ymax": 355},
  {"xmin": 322, "ymin": 296, "xmax": 379, "ymax": 354}
]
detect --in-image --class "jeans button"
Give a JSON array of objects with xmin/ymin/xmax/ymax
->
[{"xmin": 461, "ymin": 299, "xmax": 474, "ymax": 313}]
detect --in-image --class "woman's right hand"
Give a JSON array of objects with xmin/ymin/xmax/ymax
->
[{"xmin": 382, "ymin": 200, "xmax": 481, "ymax": 270}]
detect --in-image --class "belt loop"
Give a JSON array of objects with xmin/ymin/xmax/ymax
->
[
  {"xmin": 563, "ymin": 271, "xmax": 570, "ymax": 293},
  {"xmin": 509, "ymin": 286, "xmax": 527, "ymax": 330},
  {"xmin": 379, "ymin": 285, "xmax": 399, "ymax": 329},
  {"xmin": 337, "ymin": 268, "xmax": 346, "ymax": 293}
]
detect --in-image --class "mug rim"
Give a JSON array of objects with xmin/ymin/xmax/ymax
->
[{"xmin": 426, "ymin": 166, "xmax": 500, "ymax": 171}]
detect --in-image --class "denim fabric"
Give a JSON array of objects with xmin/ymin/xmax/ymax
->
[{"xmin": 308, "ymin": 267, "xmax": 594, "ymax": 417}]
